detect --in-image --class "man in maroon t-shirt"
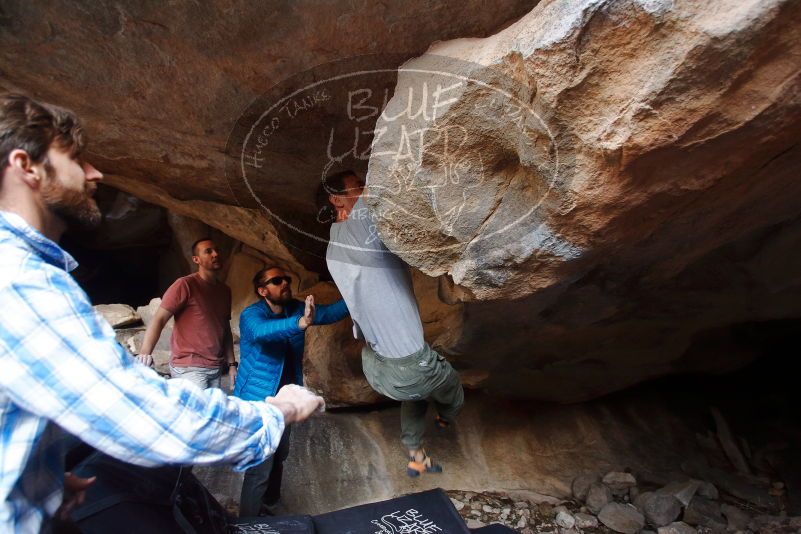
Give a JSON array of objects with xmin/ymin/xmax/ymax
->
[{"xmin": 137, "ymin": 238, "xmax": 237, "ymax": 389}]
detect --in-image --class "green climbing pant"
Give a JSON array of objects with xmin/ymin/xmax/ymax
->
[{"xmin": 361, "ymin": 343, "xmax": 464, "ymax": 449}]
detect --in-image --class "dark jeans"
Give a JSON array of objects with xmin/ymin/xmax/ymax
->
[{"xmin": 239, "ymin": 426, "xmax": 291, "ymax": 517}]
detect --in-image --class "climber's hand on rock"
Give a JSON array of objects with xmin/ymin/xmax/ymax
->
[{"xmin": 298, "ymin": 295, "xmax": 316, "ymax": 330}]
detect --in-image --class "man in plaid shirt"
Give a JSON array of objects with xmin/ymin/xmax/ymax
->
[{"xmin": 0, "ymin": 93, "xmax": 326, "ymax": 533}]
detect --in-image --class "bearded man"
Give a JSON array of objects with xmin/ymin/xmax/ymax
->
[
  {"xmin": 234, "ymin": 266, "xmax": 348, "ymax": 517},
  {"xmin": 0, "ymin": 93, "xmax": 325, "ymax": 532}
]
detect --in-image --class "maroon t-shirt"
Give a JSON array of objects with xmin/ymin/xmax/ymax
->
[{"xmin": 160, "ymin": 273, "xmax": 231, "ymax": 369}]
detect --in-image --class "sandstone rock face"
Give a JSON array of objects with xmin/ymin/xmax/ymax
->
[
  {"xmin": 0, "ymin": 0, "xmax": 535, "ymax": 270},
  {"xmin": 2, "ymin": 0, "xmax": 800, "ymax": 402},
  {"xmin": 303, "ymin": 317, "xmax": 382, "ymax": 407},
  {"xmin": 370, "ymin": 0, "xmax": 801, "ymax": 296},
  {"xmin": 365, "ymin": 0, "xmax": 801, "ymax": 400},
  {"xmin": 276, "ymin": 391, "xmax": 707, "ymax": 515}
]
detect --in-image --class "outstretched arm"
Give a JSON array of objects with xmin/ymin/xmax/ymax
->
[
  {"xmin": 313, "ymin": 299, "xmax": 349, "ymax": 325},
  {"xmin": 1, "ymin": 269, "xmax": 323, "ymax": 471},
  {"xmin": 241, "ymin": 296, "xmax": 317, "ymax": 343}
]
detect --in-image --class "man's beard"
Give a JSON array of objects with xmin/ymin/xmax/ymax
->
[
  {"xmin": 41, "ymin": 170, "xmax": 102, "ymax": 229},
  {"xmin": 265, "ymin": 291, "xmax": 293, "ymax": 306}
]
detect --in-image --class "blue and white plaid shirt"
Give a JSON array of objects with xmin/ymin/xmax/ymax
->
[{"xmin": 0, "ymin": 210, "xmax": 286, "ymax": 533}]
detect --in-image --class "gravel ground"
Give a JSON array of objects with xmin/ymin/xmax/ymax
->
[{"xmin": 445, "ymin": 489, "xmax": 613, "ymax": 533}]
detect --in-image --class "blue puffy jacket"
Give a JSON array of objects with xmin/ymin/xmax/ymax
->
[{"xmin": 233, "ymin": 298, "xmax": 349, "ymax": 401}]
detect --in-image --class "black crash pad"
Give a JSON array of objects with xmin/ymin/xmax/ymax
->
[
  {"xmin": 313, "ymin": 488, "xmax": 470, "ymax": 534},
  {"xmin": 470, "ymin": 524, "xmax": 520, "ymax": 533},
  {"xmin": 70, "ymin": 451, "xmax": 516, "ymax": 534},
  {"xmin": 230, "ymin": 515, "xmax": 316, "ymax": 533}
]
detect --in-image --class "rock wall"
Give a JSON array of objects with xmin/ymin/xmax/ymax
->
[
  {"xmin": 0, "ymin": 0, "xmax": 536, "ymax": 274},
  {"xmin": 273, "ymin": 390, "xmax": 713, "ymax": 516},
  {"xmin": 2, "ymin": 0, "xmax": 800, "ymax": 402},
  {"xmin": 370, "ymin": 0, "xmax": 801, "ymax": 298},
  {"xmin": 364, "ymin": 0, "xmax": 801, "ymax": 400}
]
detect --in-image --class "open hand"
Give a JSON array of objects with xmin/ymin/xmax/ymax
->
[{"xmin": 298, "ymin": 295, "xmax": 316, "ymax": 330}]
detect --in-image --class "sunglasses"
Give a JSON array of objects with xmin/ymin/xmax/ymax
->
[{"xmin": 261, "ymin": 275, "xmax": 292, "ymax": 287}]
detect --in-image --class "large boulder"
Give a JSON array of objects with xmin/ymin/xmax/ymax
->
[
  {"xmin": 4, "ymin": 0, "xmax": 800, "ymax": 402},
  {"xmin": 0, "ymin": 0, "xmax": 535, "ymax": 271},
  {"xmin": 364, "ymin": 0, "xmax": 801, "ymax": 400}
]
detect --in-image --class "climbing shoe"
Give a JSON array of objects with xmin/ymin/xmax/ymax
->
[
  {"xmin": 434, "ymin": 415, "xmax": 450, "ymax": 431},
  {"xmin": 406, "ymin": 452, "xmax": 443, "ymax": 477}
]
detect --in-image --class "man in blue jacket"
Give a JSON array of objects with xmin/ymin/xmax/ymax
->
[{"xmin": 234, "ymin": 266, "xmax": 349, "ymax": 517}]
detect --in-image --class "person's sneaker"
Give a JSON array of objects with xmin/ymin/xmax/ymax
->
[
  {"xmin": 434, "ymin": 415, "xmax": 450, "ymax": 431},
  {"xmin": 406, "ymin": 453, "xmax": 443, "ymax": 477}
]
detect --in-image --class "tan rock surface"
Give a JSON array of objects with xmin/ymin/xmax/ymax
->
[
  {"xmin": 3, "ymin": 1, "xmax": 800, "ymax": 401},
  {"xmin": 93, "ymin": 304, "xmax": 140, "ymax": 328},
  {"xmin": 300, "ymin": 282, "xmax": 383, "ymax": 407},
  {"xmin": 136, "ymin": 298, "xmax": 174, "ymax": 329},
  {"xmin": 363, "ymin": 0, "xmax": 801, "ymax": 400},
  {"xmin": 276, "ymin": 391, "xmax": 705, "ymax": 515},
  {"xmin": 0, "ymin": 0, "xmax": 535, "ymax": 270},
  {"xmin": 371, "ymin": 0, "xmax": 801, "ymax": 292}
]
